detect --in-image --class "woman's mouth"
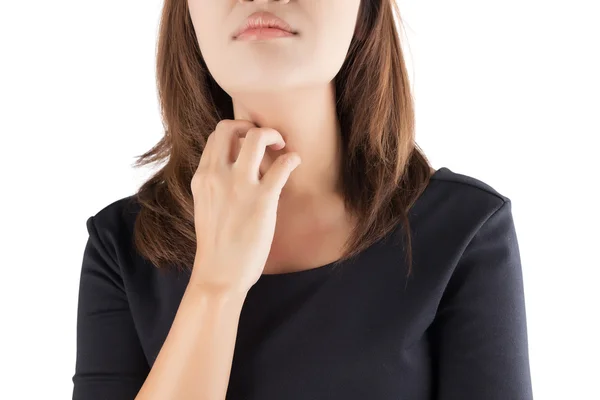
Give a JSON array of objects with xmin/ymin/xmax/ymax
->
[{"xmin": 233, "ymin": 11, "xmax": 298, "ymax": 41}]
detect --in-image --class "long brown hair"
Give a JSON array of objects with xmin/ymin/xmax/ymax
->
[{"xmin": 132, "ymin": 0, "xmax": 433, "ymax": 277}]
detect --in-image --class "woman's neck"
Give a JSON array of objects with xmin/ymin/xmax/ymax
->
[{"xmin": 231, "ymin": 84, "xmax": 342, "ymax": 202}]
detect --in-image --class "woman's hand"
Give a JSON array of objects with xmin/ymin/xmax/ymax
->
[{"xmin": 189, "ymin": 119, "xmax": 301, "ymax": 295}]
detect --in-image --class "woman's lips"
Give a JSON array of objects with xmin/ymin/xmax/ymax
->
[
  {"xmin": 235, "ymin": 27, "xmax": 296, "ymax": 41},
  {"xmin": 233, "ymin": 11, "xmax": 298, "ymax": 41}
]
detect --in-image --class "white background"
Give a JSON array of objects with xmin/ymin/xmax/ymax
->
[{"xmin": 1, "ymin": 0, "xmax": 598, "ymax": 399}]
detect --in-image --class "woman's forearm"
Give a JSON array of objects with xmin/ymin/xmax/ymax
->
[{"xmin": 135, "ymin": 274, "xmax": 247, "ymax": 400}]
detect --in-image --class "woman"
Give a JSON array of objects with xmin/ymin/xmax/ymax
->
[{"xmin": 72, "ymin": 0, "xmax": 533, "ymax": 399}]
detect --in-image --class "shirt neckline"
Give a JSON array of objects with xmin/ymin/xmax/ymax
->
[{"xmin": 255, "ymin": 167, "xmax": 446, "ymax": 281}]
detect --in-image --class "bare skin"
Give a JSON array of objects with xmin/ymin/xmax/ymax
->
[
  {"xmin": 263, "ymin": 166, "xmax": 438, "ymax": 275},
  {"xmin": 264, "ymin": 197, "xmax": 356, "ymax": 275}
]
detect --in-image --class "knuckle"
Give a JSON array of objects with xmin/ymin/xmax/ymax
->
[
  {"xmin": 215, "ymin": 119, "xmax": 233, "ymax": 130},
  {"xmin": 246, "ymin": 127, "xmax": 280, "ymax": 146},
  {"xmin": 204, "ymin": 132, "xmax": 215, "ymax": 147},
  {"xmin": 245, "ymin": 127, "xmax": 263, "ymax": 142},
  {"xmin": 191, "ymin": 170, "xmax": 221, "ymax": 192},
  {"xmin": 278, "ymin": 155, "xmax": 292, "ymax": 167},
  {"xmin": 213, "ymin": 125, "xmax": 231, "ymax": 141}
]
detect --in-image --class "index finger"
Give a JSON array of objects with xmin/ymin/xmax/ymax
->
[{"xmin": 199, "ymin": 119, "xmax": 257, "ymax": 170}]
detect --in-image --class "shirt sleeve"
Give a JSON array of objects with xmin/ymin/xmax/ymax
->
[
  {"xmin": 72, "ymin": 216, "xmax": 150, "ymax": 400},
  {"xmin": 430, "ymin": 200, "xmax": 534, "ymax": 400}
]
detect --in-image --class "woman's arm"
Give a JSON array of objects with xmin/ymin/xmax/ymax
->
[
  {"xmin": 73, "ymin": 216, "xmax": 247, "ymax": 400},
  {"xmin": 429, "ymin": 200, "xmax": 534, "ymax": 399},
  {"xmin": 72, "ymin": 216, "xmax": 150, "ymax": 399},
  {"xmin": 73, "ymin": 217, "xmax": 245, "ymax": 400},
  {"xmin": 74, "ymin": 121, "xmax": 300, "ymax": 400},
  {"xmin": 134, "ymin": 280, "xmax": 246, "ymax": 400}
]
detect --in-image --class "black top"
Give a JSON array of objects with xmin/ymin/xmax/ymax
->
[{"xmin": 72, "ymin": 166, "xmax": 533, "ymax": 400}]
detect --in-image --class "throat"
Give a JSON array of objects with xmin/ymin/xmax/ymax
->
[{"xmin": 263, "ymin": 208, "xmax": 356, "ymax": 275}]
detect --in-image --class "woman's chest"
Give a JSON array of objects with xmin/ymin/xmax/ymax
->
[
  {"xmin": 226, "ymin": 290, "xmax": 434, "ymax": 399},
  {"xmin": 128, "ymin": 263, "xmax": 438, "ymax": 399}
]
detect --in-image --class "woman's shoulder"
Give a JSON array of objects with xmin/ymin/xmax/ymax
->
[
  {"xmin": 89, "ymin": 194, "xmax": 139, "ymax": 228},
  {"xmin": 85, "ymin": 194, "xmax": 141, "ymax": 256},
  {"xmin": 413, "ymin": 166, "xmax": 514, "ymax": 231},
  {"xmin": 429, "ymin": 166, "xmax": 510, "ymax": 203}
]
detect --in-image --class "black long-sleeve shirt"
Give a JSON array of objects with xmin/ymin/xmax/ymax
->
[{"xmin": 72, "ymin": 166, "xmax": 533, "ymax": 399}]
